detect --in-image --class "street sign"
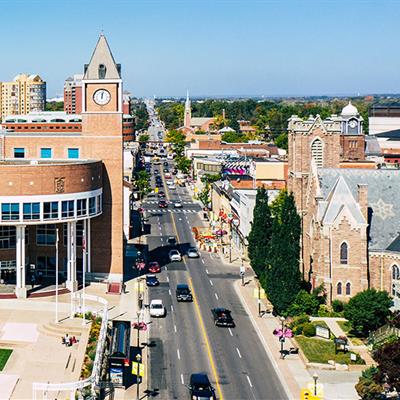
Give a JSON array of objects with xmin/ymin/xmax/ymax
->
[
  {"xmin": 253, "ymin": 288, "xmax": 266, "ymax": 299},
  {"xmin": 240, "ymin": 266, "xmax": 245, "ymax": 274},
  {"xmin": 132, "ymin": 361, "xmax": 145, "ymax": 377}
]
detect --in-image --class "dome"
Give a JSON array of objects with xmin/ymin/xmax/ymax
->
[{"xmin": 341, "ymin": 101, "xmax": 358, "ymax": 116}]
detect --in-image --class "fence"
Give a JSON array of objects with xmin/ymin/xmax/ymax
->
[
  {"xmin": 32, "ymin": 293, "xmax": 109, "ymax": 400},
  {"xmin": 371, "ymin": 324, "xmax": 400, "ymax": 344}
]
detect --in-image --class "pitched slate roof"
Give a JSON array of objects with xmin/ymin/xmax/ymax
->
[{"xmin": 318, "ymin": 168, "xmax": 400, "ymax": 252}]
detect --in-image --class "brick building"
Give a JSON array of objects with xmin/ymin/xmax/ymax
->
[
  {"xmin": 0, "ymin": 34, "xmax": 126, "ymax": 298},
  {"xmin": 64, "ymin": 74, "xmax": 83, "ymax": 114},
  {"xmin": 288, "ymin": 103, "xmax": 400, "ymax": 308}
]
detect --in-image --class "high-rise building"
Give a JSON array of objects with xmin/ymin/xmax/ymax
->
[
  {"xmin": 0, "ymin": 74, "xmax": 46, "ymax": 120},
  {"xmin": 64, "ymin": 74, "xmax": 83, "ymax": 114}
]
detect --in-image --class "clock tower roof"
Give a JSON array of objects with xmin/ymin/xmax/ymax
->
[
  {"xmin": 341, "ymin": 101, "xmax": 358, "ymax": 116},
  {"xmin": 84, "ymin": 34, "xmax": 121, "ymax": 80}
]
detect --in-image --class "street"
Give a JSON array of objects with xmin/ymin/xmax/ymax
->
[{"xmin": 142, "ymin": 160, "xmax": 287, "ymax": 400}]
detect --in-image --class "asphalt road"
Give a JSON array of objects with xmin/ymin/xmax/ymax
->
[
  {"xmin": 143, "ymin": 162, "xmax": 287, "ymax": 400},
  {"xmin": 145, "ymin": 100, "xmax": 165, "ymax": 142}
]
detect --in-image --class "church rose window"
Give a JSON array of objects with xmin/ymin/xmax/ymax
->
[{"xmin": 340, "ymin": 242, "xmax": 348, "ymax": 264}]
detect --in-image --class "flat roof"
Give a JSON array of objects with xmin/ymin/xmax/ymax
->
[{"xmin": 0, "ymin": 159, "xmax": 100, "ymax": 166}]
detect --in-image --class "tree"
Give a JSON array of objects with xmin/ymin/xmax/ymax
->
[
  {"xmin": 286, "ymin": 290, "xmax": 320, "ymax": 317},
  {"xmin": 138, "ymin": 134, "xmax": 149, "ymax": 143},
  {"xmin": 221, "ymin": 131, "xmax": 247, "ymax": 143},
  {"xmin": 165, "ymin": 129, "xmax": 186, "ymax": 158},
  {"xmin": 275, "ymin": 132, "xmax": 288, "ymax": 150},
  {"xmin": 266, "ymin": 192, "xmax": 302, "ymax": 315},
  {"xmin": 247, "ymin": 187, "xmax": 272, "ymax": 277},
  {"xmin": 374, "ymin": 340, "xmax": 400, "ymax": 391},
  {"xmin": 176, "ymin": 156, "xmax": 191, "ymax": 174},
  {"xmin": 134, "ymin": 170, "xmax": 150, "ymax": 199},
  {"xmin": 344, "ymin": 289, "xmax": 393, "ymax": 336}
]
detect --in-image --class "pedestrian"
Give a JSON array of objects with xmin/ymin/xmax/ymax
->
[{"xmin": 64, "ymin": 333, "xmax": 69, "ymax": 347}]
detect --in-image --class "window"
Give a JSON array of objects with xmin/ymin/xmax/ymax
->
[
  {"xmin": 311, "ymin": 138, "xmax": 323, "ymax": 168},
  {"xmin": 345, "ymin": 282, "xmax": 351, "ymax": 296},
  {"xmin": 0, "ymin": 226, "xmax": 16, "ymax": 249},
  {"xmin": 61, "ymin": 200, "xmax": 74, "ymax": 218},
  {"xmin": 40, "ymin": 148, "xmax": 52, "ymax": 159},
  {"xmin": 392, "ymin": 265, "xmax": 400, "ymax": 298},
  {"xmin": 98, "ymin": 64, "xmax": 107, "ymax": 79},
  {"xmin": 37, "ymin": 224, "xmax": 56, "ymax": 245},
  {"xmin": 1, "ymin": 203, "xmax": 20, "ymax": 221},
  {"xmin": 14, "ymin": 148, "xmax": 25, "ymax": 158},
  {"xmin": 68, "ymin": 148, "xmax": 79, "ymax": 159},
  {"xmin": 97, "ymin": 194, "xmax": 102, "ymax": 213},
  {"xmin": 337, "ymin": 282, "xmax": 342, "ymax": 295},
  {"xmin": 89, "ymin": 197, "xmax": 96, "ymax": 215},
  {"xmin": 44, "ymin": 202, "xmax": 58, "ymax": 220},
  {"xmin": 23, "ymin": 202, "xmax": 40, "ymax": 220},
  {"xmin": 340, "ymin": 242, "xmax": 348, "ymax": 264},
  {"xmin": 36, "ymin": 255, "xmax": 56, "ymax": 276},
  {"xmin": 77, "ymin": 199, "xmax": 87, "ymax": 216}
]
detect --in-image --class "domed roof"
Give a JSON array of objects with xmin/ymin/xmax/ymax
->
[{"xmin": 341, "ymin": 101, "xmax": 358, "ymax": 116}]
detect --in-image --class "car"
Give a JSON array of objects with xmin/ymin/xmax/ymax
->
[
  {"xmin": 154, "ymin": 169, "xmax": 159, "ymax": 175},
  {"xmin": 165, "ymin": 172, "xmax": 172, "ymax": 179},
  {"xmin": 146, "ymin": 274, "xmax": 159, "ymax": 287},
  {"xmin": 149, "ymin": 299, "xmax": 166, "ymax": 317},
  {"xmin": 211, "ymin": 308, "xmax": 235, "ymax": 327},
  {"xmin": 172, "ymin": 169, "xmax": 178, "ymax": 175},
  {"xmin": 158, "ymin": 200, "xmax": 168, "ymax": 208},
  {"xmin": 188, "ymin": 373, "xmax": 216, "ymax": 400},
  {"xmin": 158, "ymin": 191, "xmax": 165, "ymax": 198},
  {"xmin": 163, "ymin": 168, "xmax": 169, "ymax": 173},
  {"xmin": 176, "ymin": 284, "xmax": 193, "ymax": 302},
  {"xmin": 169, "ymin": 249, "xmax": 182, "ymax": 262},
  {"xmin": 187, "ymin": 247, "xmax": 199, "ymax": 258},
  {"xmin": 167, "ymin": 154, "xmax": 174, "ymax": 160},
  {"xmin": 174, "ymin": 201, "xmax": 182, "ymax": 208},
  {"xmin": 169, "ymin": 185, "xmax": 176, "ymax": 190},
  {"xmin": 163, "ymin": 161, "xmax": 169, "ymax": 166},
  {"xmin": 166, "ymin": 179, "xmax": 174, "ymax": 186},
  {"xmin": 155, "ymin": 181, "xmax": 163, "ymax": 188},
  {"xmin": 167, "ymin": 236, "xmax": 177, "ymax": 246},
  {"xmin": 148, "ymin": 261, "xmax": 161, "ymax": 273}
]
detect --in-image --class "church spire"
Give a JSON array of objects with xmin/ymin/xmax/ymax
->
[{"xmin": 184, "ymin": 89, "xmax": 191, "ymax": 128}]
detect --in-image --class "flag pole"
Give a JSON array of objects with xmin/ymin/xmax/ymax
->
[
  {"xmin": 82, "ymin": 219, "xmax": 86, "ymax": 326},
  {"xmin": 55, "ymin": 227, "xmax": 59, "ymax": 323}
]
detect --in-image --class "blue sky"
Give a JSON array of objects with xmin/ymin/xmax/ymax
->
[{"xmin": 2, "ymin": 0, "xmax": 400, "ymax": 98}]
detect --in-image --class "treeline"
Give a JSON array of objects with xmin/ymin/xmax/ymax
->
[{"xmin": 131, "ymin": 101, "xmax": 150, "ymax": 132}]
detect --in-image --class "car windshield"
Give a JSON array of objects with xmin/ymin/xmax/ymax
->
[
  {"xmin": 189, "ymin": 248, "xmax": 197, "ymax": 252},
  {"xmin": 171, "ymin": 250, "xmax": 179, "ymax": 255},
  {"xmin": 152, "ymin": 304, "xmax": 163, "ymax": 309}
]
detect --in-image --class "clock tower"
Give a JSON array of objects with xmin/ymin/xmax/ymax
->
[{"xmin": 81, "ymin": 34, "xmax": 124, "ymax": 281}]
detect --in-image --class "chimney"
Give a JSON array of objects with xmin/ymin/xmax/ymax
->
[{"xmin": 357, "ymin": 184, "xmax": 368, "ymax": 221}]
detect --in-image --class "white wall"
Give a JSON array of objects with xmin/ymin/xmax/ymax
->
[{"xmin": 369, "ymin": 117, "xmax": 400, "ymax": 135}]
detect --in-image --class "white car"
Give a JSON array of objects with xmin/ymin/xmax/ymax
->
[
  {"xmin": 174, "ymin": 201, "xmax": 182, "ymax": 208},
  {"xmin": 149, "ymin": 299, "xmax": 166, "ymax": 317},
  {"xmin": 169, "ymin": 249, "xmax": 182, "ymax": 262},
  {"xmin": 169, "ymin": 185, "xmax": 176, "ymax": 190},
  {"xmin": 167, "ymin": 154, "xmax": 174, "ymax": 160}
]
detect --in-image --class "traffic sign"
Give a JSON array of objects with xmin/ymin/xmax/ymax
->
[
  {"xmin": 240, "ymin": 266, "xmax": 245, "ymax": 274},
  {"xmin": 132, "ymin": 361, "xmax": 145, "ymax": 377}
]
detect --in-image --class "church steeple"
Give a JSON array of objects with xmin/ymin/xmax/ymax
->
[{"xmin": 184, "ymin": 90, "xmax": 191, "ymax": 128}]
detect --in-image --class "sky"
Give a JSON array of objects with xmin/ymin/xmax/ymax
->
[{"xmin": 2, "ymin": 0, "xmax": 400, "ymax": 98}]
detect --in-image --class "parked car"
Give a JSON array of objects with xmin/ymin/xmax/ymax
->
[
  {"xmin": 163, "ymin": 168, "xmax": 169, "ymax": 173},
  {"xmin": 169, "ymin": 249, "xmax": 182, "ymax": 262},
  {"xmin": 167, "ymin": 154, "xmax": 174, "ymax": 160},
  {"xmin": 167, "ymin": 236, "xmax": 177, "ymax": 246},
  {"xmin": 188, "ymin": 373, "xmax": 216, "ymax": 400},
  {"xmin": 169, "ymin": 185, "xmax": 176, "ymax": 190},
  {"xmin": 158, "ymin": 191, "xmax": 165, "ymax": 198},
  {"xmin": 155, "ymin": 181, "xmax": 163, "ymax": 188},
  {"xmin": 174, "ymin": 201, "xmax": 182, "ymax": 208},
  {"xmin": 146, "ymin": 274, "xmax": 159, "ymax": 287},
  {"xmin": 158, "ymin": 200, "xmax": 168, "ymax": 208},
  {"xmin": 211, "ymin": 308, "xmax": 235, "ymax": 327},
  {"xmin": 172, "ymin": 169, "xmax": 178, "ymax": 175},
  {"xmin": 176, "ymin": 284, "xmax": 193, "ymax": 302},
  {"xmin": 187, "ymin": 247, "xmax": 199, "ymax": 258},
  {"xmin": 149, "ymin": 299, "xmax": 166, "ymax": 317},
  {"xmin": 148, "ymin": 261, "xmax": 161, "ymax": 273},
  {"xmin": 154, "ymin": 169, "xmax": 159, "ymax": 175},
  {"xmin": 163, "ymin": 161, "xmax": 169, "ymax": 166}
]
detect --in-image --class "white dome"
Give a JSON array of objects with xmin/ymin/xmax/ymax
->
[{"xmin": 341, "ymin": 101, "xmax": 358, "ymax": 116}]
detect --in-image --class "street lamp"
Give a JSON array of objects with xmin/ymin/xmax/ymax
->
[
  {"xmin": 280, "ymin": 316, "xmax": 285, "ymax": 359},
  {"xmin": 313, "ymin": 373, "xmax": 318, "ymax": 396}
]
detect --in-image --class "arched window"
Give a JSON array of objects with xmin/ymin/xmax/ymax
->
[
  {"xmin": 346, "ymin": 282, "xmax": 351, "ymax": 296},
  {"xmin": 392, "ymin": 265, "xmax": 400, "ymax": 297},
  {"xmin": 337, "ymin": 282, "xmax": 342, "ymax": 295},
  {"xmin": 311, "ymin": 138, "xmax": 324, "ymax": 168},
  {"xmin": 340, "ymin": 242, "xmax": 348, "ymax": 264},
  {"xmin": 98, "ymin": 64, "xmax": 107, "ymax": 79}
]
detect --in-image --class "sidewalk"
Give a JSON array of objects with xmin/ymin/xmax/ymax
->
[{"xmin": 234, "ymin": 277, "xmax": 361, "ymax": 400}]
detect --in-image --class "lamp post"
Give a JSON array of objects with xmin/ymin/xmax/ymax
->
[
  {"xmin": 280, "ymin": 316, "xmax": 285, "ymax": 359},
  {"xmin": 312, "ymin": 373, "xmax": 318, "ymax": 396}
]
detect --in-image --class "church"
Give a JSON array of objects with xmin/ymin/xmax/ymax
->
[{"xmin": 288, "ymin": 103, "xmax": 400, "ymax": 309}]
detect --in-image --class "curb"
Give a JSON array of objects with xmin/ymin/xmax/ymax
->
[{"xmin": 233, "ymin": 279, "xmax": 295, "ymax": 400}]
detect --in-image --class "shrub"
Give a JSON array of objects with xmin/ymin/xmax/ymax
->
[
  {"xmin": 332, "ymin": 299, "xmax": 345, "ymax": 313},
  {"xmin": 292, "ymin": 324, "xmax": 305, "ymax": 336},
  {"xmin": 289, "ymin": 313, "xmax": 309, "ymax": 328},
  {"xmin": 286, "ymin": 290, "xmax": 320, "ymax": 317},
  {"xmin": 302, "ymin": 322, "xmax": 316, "ymax": 337},
  {"xmin": 317, "ymin": 304, "xmax": 331, "ymax": 317}
]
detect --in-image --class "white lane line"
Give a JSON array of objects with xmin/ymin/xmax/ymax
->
[
  {"xmin": 215, "ymin": 293, "xmax": 219, "ymax": 300},
  {"xmin": 236, "ymin": 347, "xmax": 242, "ymax": 358},
  {"xmin": 201, "ymin": 259, "xmax": 205, "ymax": 264},
  {"xmin": 159, "ymin": 226, "xmax": 162, "ymax": 230},
  {"xmin": 168, "ymin": 289, "xmax": 171, "ymax": 296},
  {"xmin": 205, "ymin": 268, "xmax": 209, "ymax": 274},
  {"xmin": 160, "ymin": 237, "xmax": 163, "ymax": 242},
  {"xmin": 228, "ymin": 328, "xmax": 233, "ymax": 336},
  {"xmin": 181, "ymin": 374, "xmax": 184, "ymax": 385},
  {"xmin": 177, "ymin": 349, "xmax": 181, "ymax": 360},
  {"xmin": 246, "ymin": 375, "xmax": 253, "ymax": 388},
  {"xmin": 174, "ymin": 324, "xmax": 177, "ymax": 333},
  {"xmin": 209, "ymin": 280, "xmax": 213, "ymax": 286},
  {"xmin": 165, "ymin": 266, "xmax": 168, "ymax": 271},
  {"xmin": 179, "ymin": 218, "xmax": 182, "ymax": 221},
  {"xmin": 171, "ymin": 304, "xmax": 174, "ymax": 312}
]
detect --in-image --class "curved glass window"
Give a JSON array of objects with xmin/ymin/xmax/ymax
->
[
  {"xmin": 23, "ymin": 202, "xmax": 40, "ymax": 220},
  {"xmin": 2, "ymin": 203, "xmax": 19, "ymax": 221}
]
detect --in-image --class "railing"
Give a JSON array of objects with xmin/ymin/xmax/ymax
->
[
  {"xmin": 32, "ymin": 293, "xmax": 109, "ymax": 400},
  {"xmin": 371, "ymin": 324, "xmax": 400, "ymax": 344}
]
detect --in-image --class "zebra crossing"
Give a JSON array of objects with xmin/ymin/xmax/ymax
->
[
  {"xmin": 144, "ymin": 200, "xmax": 194, "ymax": 205},
  {"xmin": 147, "ymin": 208, "xmax": 198, "ymax": 214}
]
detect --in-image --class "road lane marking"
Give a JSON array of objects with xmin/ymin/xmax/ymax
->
[
  {"xmin": 247, "ymin": 375, "xmax": 253, "ymax": 388},
  {"xmin": 201, "ymin": 259, "xmax": 205, "ymax": 264},
  {"xmin": 215, "ymin": 293, "xmax": 219, "ymax": 300},
  {"xmin": 166, "ymin": 276, "xmax": 169, "ymax": 282},
  {"xmin": 160, "ymin": 237, "xmax": 163, "ymax": 242},
  {"xmin": 177, "ymin": 349, "xmax": 181, "ymax": 360},
  {"xmin": 168, "ymin": 289, "xmax": 171, "ymax": 296},
  {"xmin": 165, "ymin": 266, "xmax": 168, "ymax": 271},
  {"xmin": 181, "ymin": 374, "xmax": 184, "ymax": 385},
  {"xmin": 174, "ymin": 324, "xmax": 177, "ymax": 333},
  {"xmin": 236, "ymin": 348, "xmax": 242, "ymax": 358},
  {"xmin": 171, "ymin": 305, "xmax": 174, "ymax": 312},
  {"xmin": 205, "ymin": 268, "xmax": 209, "ymax": 274},
  {"xmin": 209, "ymin": 280, "xmax": 213, "ymax": 286},
  {"xmin": 179, "ymin": 218, "xmax": 182, "ymax": 221},
  {"xmin": 228, "ymin": 328, "xmax": 233, "ymax": 336}
]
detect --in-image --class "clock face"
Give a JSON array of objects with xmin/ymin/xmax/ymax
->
[
  {"xmin": 349, "ymin": 120, "xmax": 357, "ymax": 129},
  {"xmin": 93, "ymin": 89, "xmax": 111, "ymax": 105}
]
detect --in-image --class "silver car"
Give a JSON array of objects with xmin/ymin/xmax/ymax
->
[
  {"xmin": 187, "ymin": 247, "xmax": 199, "ymax": 258},
  {"xmin": 169, "ymin": 249, "xmax": 182, "ymax": 262}
]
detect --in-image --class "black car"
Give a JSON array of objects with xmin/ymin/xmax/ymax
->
[
  {"xmin": 167, "ymin": 236, "xmax": 177, "ymax": 246},
  {"xmin": 212, "ymin": 308, "xmax": 235, "ymax": 327},
  {"xmin": 176, "ymin": 284, "xmax": 193, "ymax": 302},
  {"xmin": 155, "ymin": 181, "xmax": 163, "ymax": 188},
  {"xmin": 155, "ymin": 176, "xmax": 162, "ymax": 182},
  {"xmin": 163, "ymin": 168, "xmax": 169, "ymax": 173},
  {"xmin": 146, "ymin": 274, "xmax": 159, "ymax": 287},
  {"xmin": 163, "ymin": 161, "xmax": 168, "ymax": 167},
  {"xmin": 188, "ymin": 373, "xmax": 216, "ymax": 400}
]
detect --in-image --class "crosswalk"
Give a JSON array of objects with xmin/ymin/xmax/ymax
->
[
  {"xmin": 147, "ymin": 209, "xmax": 198, "ymax": 214},
  {"xmin": 144, "ymin": 200, "xmax": 194, "ymax": 205}
]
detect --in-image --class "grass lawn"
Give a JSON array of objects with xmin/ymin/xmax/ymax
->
[
  {"xmin": 337, "ymin": 320, "xmax": 366, "ymax": 346},
  {"xmin": 295, "ymin": 336, "xmax": 365, "ymax": 365},
  {"xmin": 0, "ymin": 349, "xmax": 12, "ymax": 371}
]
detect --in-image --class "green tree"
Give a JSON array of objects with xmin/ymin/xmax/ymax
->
[
  {"xmin": 45, "ymin": 101, "xmax": 64, "ymax": 111},
  {"xmin": 134, "ymin": 170, "xmax": 150, "ymax": 199},
  {"xmin": 275, "ymin": 132, "xmax": 288, "ymax": 150},
  {"xmin": 247, "ymin": 187, "xmax": 272, "ymax": 277},
  {"xmin": 266, "ymin": 192, "xmax": 302, "ymax": 315},
  {"xmin": 344, "ymin": 289, "xmax": 393, "ymax": 336},
  {"xmin": 221, "ymin": 131, "xmax": 247, "ymax": 143},
  {"xmin": 165, "ymin": 129, "xmax": 186, "ymax": 158},
  {"xmin": 286, "ymin": 290, "xmax": 320, "ymax": 317},
  {"xmin": 176, "ymin": 156, "xmax": 192, "ymax": 174},
  {"xmin": 138, "ymin": 134, "xmax": 149, "ymax": 143}
]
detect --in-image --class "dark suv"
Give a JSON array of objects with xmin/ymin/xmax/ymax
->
[
  {"xmin": 211, "ymin": 308, "xmax": 235, "ymax": 327},
  {"xmin": 176, "ymin": 284, "xmax": 193, "ymax": 302},
  {"xmin": 188, "ymin": 373, "xmax": 216, "ymax": 400}
]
